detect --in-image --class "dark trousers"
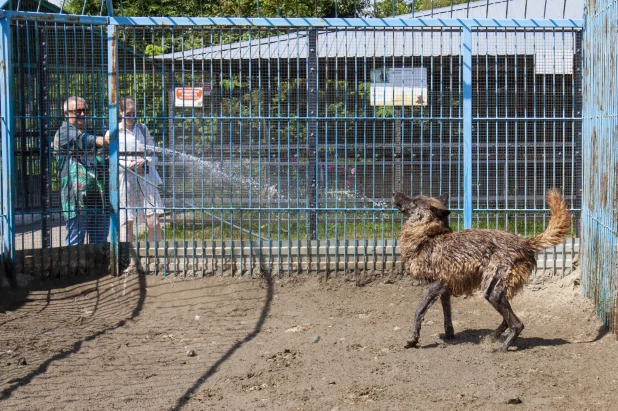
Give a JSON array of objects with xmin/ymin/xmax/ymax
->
[{"xmin": 65, "ymin": 210, "xmax": 109, "ymax": 246}]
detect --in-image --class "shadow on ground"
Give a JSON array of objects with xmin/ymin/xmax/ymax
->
[
  {"xmin": 0, "ymin": 268, "xmax": 146, "ymax": 401},
  {"xmin": 171, "ymin": 269, "xmax": 274, "ymax": 411},
  {"xmin": 417, "ymin": 328, "xmax": 571, "ymax": 351}
]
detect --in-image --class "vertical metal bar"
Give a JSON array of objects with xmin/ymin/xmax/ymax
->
[
  {"xmin": 38, "ymin": 25, "xmax": 51, "ymax": 249},
  {"xmin": 462, "ymin": 25, "xmax": 473, "ymax": 229},
  {"xmin": 573, "ymin": 31, "xmax": 583, "ymax": 239},
  {"xmin": 523, "ymin": 29, "xmax": 529, "ymax": 241},
  {"xmin": 394, "ymin": 106, "xmax": 402, "ymax": 193},
  {"xmin": 24, "ymin": 21, "xmax": 35, "ymax": 253},
  {"xmin": 16, "ymin": 23, "xmax": 30, "ymax": 219},
  {"xmin": 171, "ymin": 27, "xmax": 178, "ymax": 277},
  {"xmin": 307, "ymin": 28, "xmax": 318, "ymax": 241},
  {"xmin": 105, "ymin": 0, "xmax": 115, "ymax": 17},
  {"xmin": 493, "ymin": 28, "xmax": 499, "ymax": 230},
  {"xmin": 1, "ymin": 16, "xmax": 16, "ymax": 279},
  {"xmin": 108, "ymin": 23, "xmax": 119, "ymax": 276},
  {"xmin": 180, "ymin": 25, "xmax": 188, "ymax": 277}
]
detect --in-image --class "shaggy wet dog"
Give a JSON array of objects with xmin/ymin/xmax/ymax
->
[{"xmin": 393, "ymin": 189, "xmax": 571, "ymax": 352}]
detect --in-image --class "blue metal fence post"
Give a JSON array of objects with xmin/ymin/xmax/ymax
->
[
  {"xmin": 105, "ymin": 0, "xmax": 115, "ymax": 17},
  {"xmin": 462, "ymin": 25, "xmax": 473, "ymax": 229},
  {"xmin": 0, "ymin": 13, "xmax": 16, "ymax": 281},
  {"xmin": 37, "ymin": 26, "xmax": 52, "ymax": 248},
  {"xmin": 108, "ymin": 23, "xmax": 119, "ymax": 275},
  {"xmin": 307, "ymin": 28, "xmax": 318, "ymax": 240}
]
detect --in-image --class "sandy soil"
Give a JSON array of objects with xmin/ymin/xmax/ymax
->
[{"xmin": 1, "ymin": 267, "xmax": 616, "ymax": 411}]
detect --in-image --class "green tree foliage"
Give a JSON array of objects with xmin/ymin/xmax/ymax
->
[
  {"xmin": 373, "ymin": 0, "xmax": 420, "ymax": 17},
  {"xmin": 64, "ymin": 0, "xmax": 470, "ymax": 18},
  {"xmin": 64, "ymin": 0, "xmax": 371, "ymax": 18}
]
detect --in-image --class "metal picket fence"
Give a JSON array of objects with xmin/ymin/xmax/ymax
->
[{"xmin": 0, "ymin": 5, "xmax": 583, "ymax": 283}]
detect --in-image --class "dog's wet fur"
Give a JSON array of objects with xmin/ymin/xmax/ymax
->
[{"xmin": 393, "ymin": 189, "xmax": 571, "ymax": 352}]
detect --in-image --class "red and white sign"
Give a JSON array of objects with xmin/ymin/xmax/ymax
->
[{"xmin": 175, "ymin": 87, "xmax": 204, "ymax": 108}]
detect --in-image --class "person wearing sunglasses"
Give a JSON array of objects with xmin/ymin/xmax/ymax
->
[{"xmin": 53, "ymin": 96, "xmax": 110, "ymax": 246}]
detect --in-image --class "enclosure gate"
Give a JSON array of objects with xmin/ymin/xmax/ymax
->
[
  {"xmin": 0, "ymin": 11, "xmax": 583, "ymax": 284},
  {"xmin": 581, "ymin": 0, "xmax": 618, "ymax": 334}
]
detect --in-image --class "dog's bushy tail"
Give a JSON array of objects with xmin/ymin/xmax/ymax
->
[{"xmin": 527, "ymin": 189, "xmax": 572, "ymax": 252}]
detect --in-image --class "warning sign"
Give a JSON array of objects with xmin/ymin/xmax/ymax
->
[{"xmin": 175, "ymin": 87, "xmax": 204, "ymax": 108}]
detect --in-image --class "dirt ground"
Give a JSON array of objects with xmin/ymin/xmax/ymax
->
[{"xmin": 1, "ymin": 266, "xmax": 616, "ymax": 411}]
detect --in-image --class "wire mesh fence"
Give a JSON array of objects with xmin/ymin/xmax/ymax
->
[
  {"xmin": 11, "ymin": 22, "xmax": 110, "ymax": 251},
  {"xmin": 1, "ymin": 9, "xmax": 582, "ymax": 280}
]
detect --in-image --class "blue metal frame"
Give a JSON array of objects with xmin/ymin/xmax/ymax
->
[
  {"xmin": 0, "ymin": 15, "xmax": 15, "ymax": 272},
  {"xmin": 105, "ymin": 0, "xmax": 114, "ymax": 17},
  {"xmin": 107, "ymin": 23, "xmax": 119, "ymax": 274},
  {"xmin": 3, "ymin": 12, "xmax": 584, "ymax": 28},
  {"xmin": 462, "ymin": 26, "xmax": 473, "ymax": 228}
]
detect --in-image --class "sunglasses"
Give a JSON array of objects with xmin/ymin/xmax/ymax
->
[{"xmin": 68, "ymin": 109, "xmax": 88, "ymax": 114}]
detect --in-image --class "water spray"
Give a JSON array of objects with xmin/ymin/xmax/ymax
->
[{"xmin": 117, "ymin": 145, "xmax": 269, "ymax": 241}]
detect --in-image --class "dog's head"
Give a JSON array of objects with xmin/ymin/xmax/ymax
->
[{"xmin": 392, "ymin": 192, "xmax": 451, "ymax": 225}]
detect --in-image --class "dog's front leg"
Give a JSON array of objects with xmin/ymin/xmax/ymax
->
[
  {"xmin": 440, "ymin": 291, "xmax": 455, "ymax": 339},
  {"xmin": 406, "ymin": 281, "xmax": 447, "ymax": 348}
]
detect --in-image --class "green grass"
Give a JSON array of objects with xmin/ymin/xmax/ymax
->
[{"xmin": 143, "ymin": 211, "xmax": 576, "ymax": 241}]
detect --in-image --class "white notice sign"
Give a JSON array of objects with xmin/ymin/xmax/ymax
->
[{"xmin": 370, "ymin": 67, "xmax": 428, "ymax": 106}]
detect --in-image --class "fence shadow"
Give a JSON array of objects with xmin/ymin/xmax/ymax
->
[
  {"xmin": 0, "ymin": 272, "xmax": 108, "ymax": 322},
  {"xmin": 0, "ymin": 266, "xmax": 147, "ymax": 401},
  {"xmin": 171, "ymin": 268, "xmax": 274, "ymax": 411},
  {"xmin": 574, "ymin": 324, "xmax": 610, "ymax": 343}
]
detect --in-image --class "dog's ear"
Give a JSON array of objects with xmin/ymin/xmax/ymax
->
[
  {"xmin": 392, "ymin": 192, "xmax": 412, "ymax": 215},
  {"xmin": 436, "ymin": 192, "xmax": 449, "ymax": 205},
  {"xmin": 392, "ymin": 192, "xmax": 407, "ymax": 207},
  {"xmin": 430, "ymin": 205, "xmax": 451, "ymax": 218}
]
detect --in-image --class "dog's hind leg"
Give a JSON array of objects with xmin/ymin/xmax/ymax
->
[
  {"xmin": 496, "ymin": 294, "xmax": 524, "ymax": 351},
  {"xmin": 440, "ymin": 291, "xmax": 455, "ymax": 340},
  {"xmin": 406, "ymin": 281, "xmax": 447, "ymax": 349},
  {"xmin": 482, "ymin": 275, "xmax": 510, "ymax": 341},
  {"xmin": 485, "ymin": 285, "xmax": 524, "ymax": 352},
  {"xmin": 490, "ymin": 319, "xmax": 508, "ymax": 341}
]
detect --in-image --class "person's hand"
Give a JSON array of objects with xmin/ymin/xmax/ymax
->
[
  {"xmin": 134, "ymin": 158, "xmax": 146, "ymax": 175},
  {"xmin": 96, "ymin": 136, "xmax": 110, "ymax": 147}
]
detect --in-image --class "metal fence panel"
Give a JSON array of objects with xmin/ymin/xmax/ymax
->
[
  {"xmin": 581, "ymin": 0, "xmax": 618, "ymax": 333},
  {"xmin": 113, "ymin": 25, "xmax": 466, "ymax": 277},
  {"xmin": 1, "ymin": 12, "xmax": 583, "ymax": 282},
  {"xmin": 6, "ymin": 20, "xmax": 112, "ymax": 281},
  {"xmin": 471, "ymin": 27, "xmax": 582, "ymax": 273}
]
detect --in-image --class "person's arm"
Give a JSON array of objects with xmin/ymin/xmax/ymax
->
[
  {"xmin": 60, "ymin": 126, "xmax": 107, "ymax": 151},
  {"xmin": 53, "ymin": 123, "xmax": 80, "ymax": 151},
  {"xmin": 82, "ymin": 133, "xmax": 97, "ymax": 150},
  {"xmin": 133, "ymin": 123, "xmax": 151, "ymax": 174},
  {"xmin": 105, "ymin": 130, "xmax": 129, "ymax": 168},
  {"xmin": 142, "ymin": 123, "xmax": 155, "ymax": 149}
]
